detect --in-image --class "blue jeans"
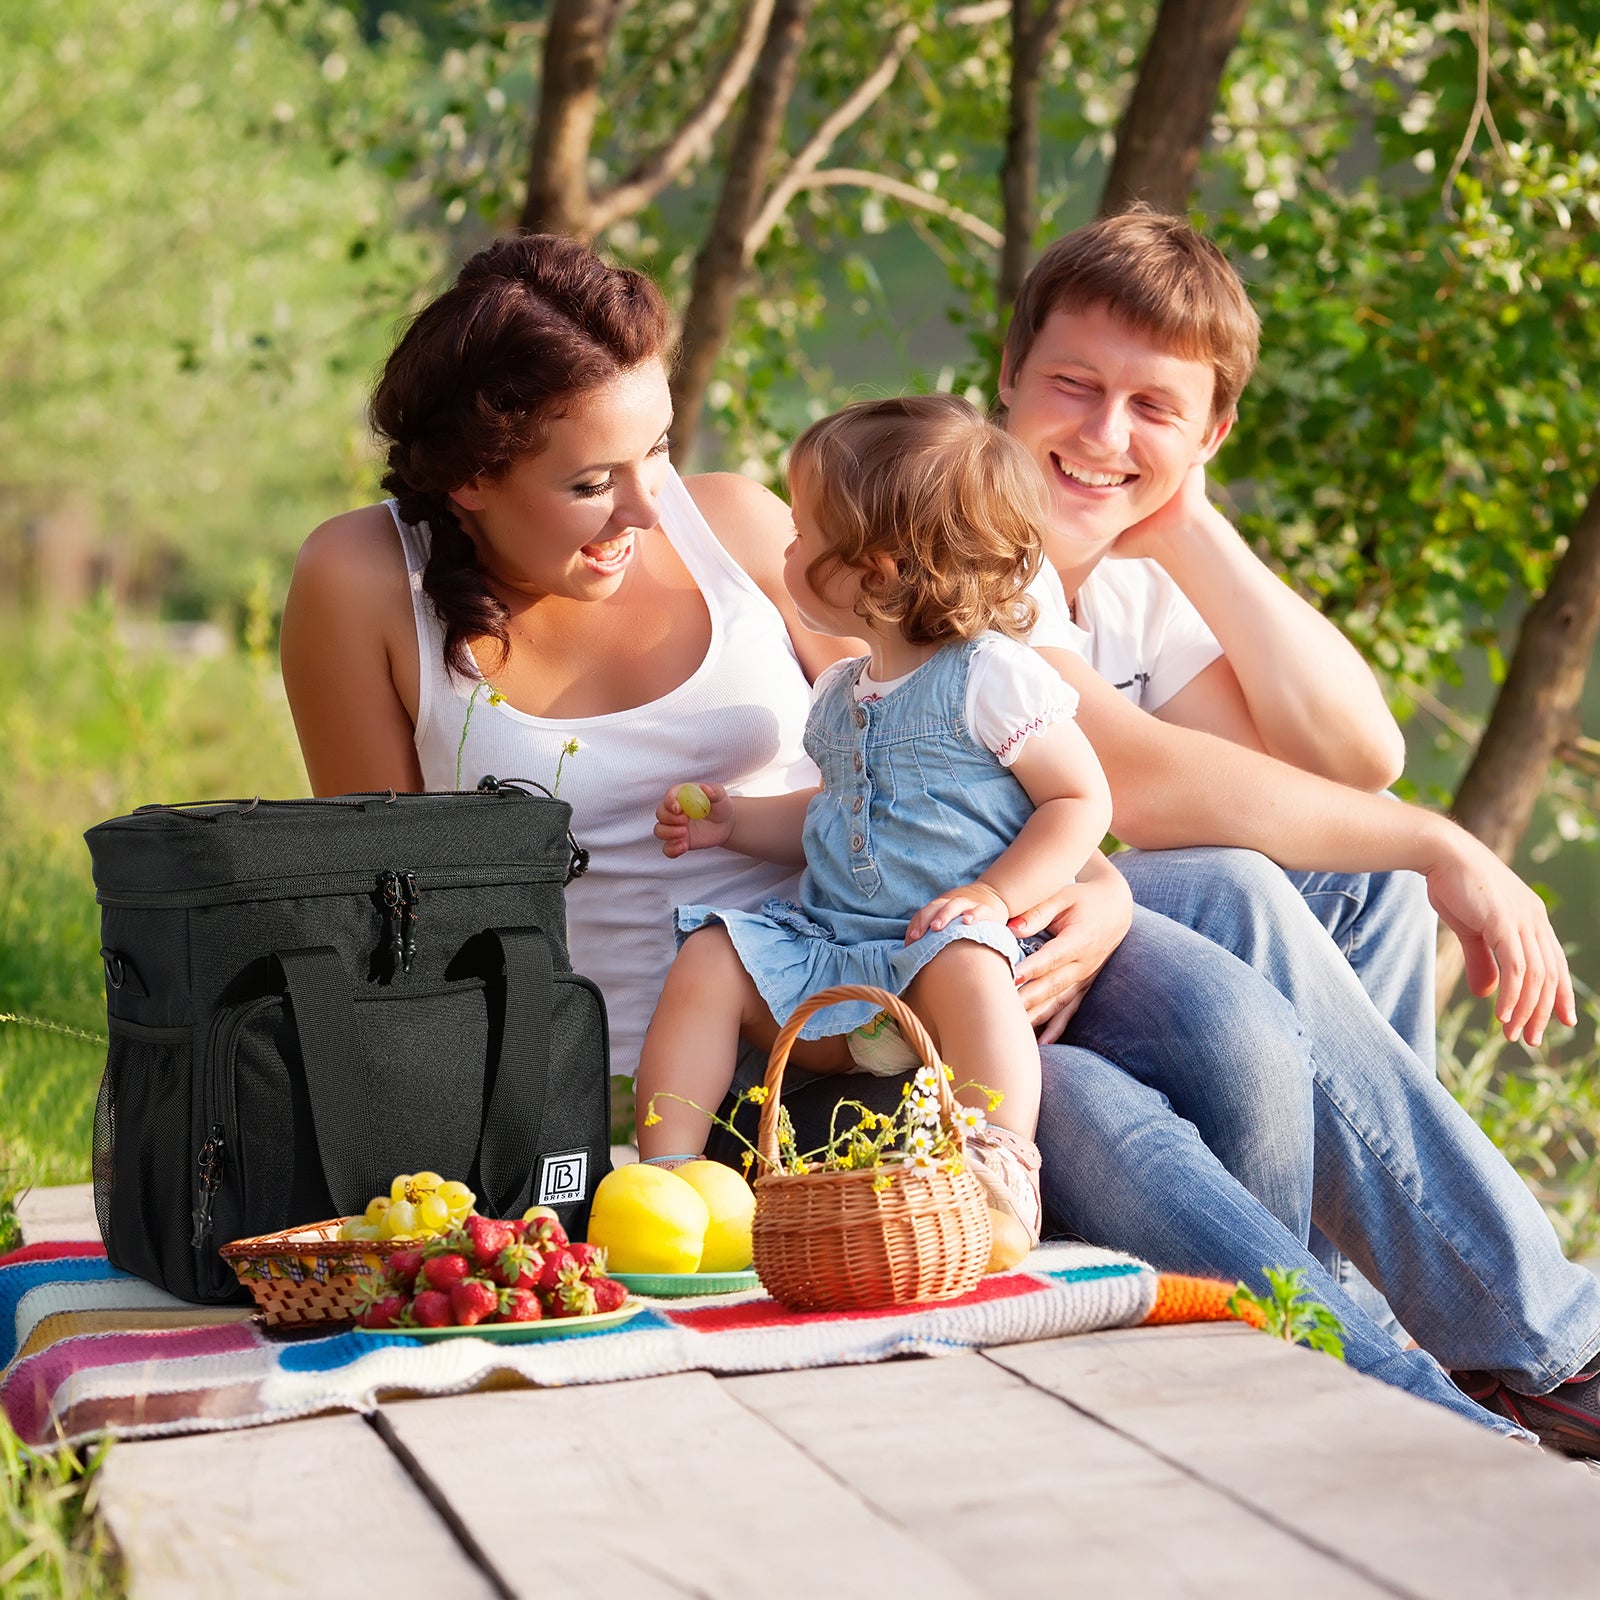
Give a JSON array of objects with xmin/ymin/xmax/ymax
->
[
  {"xmin": 1120, "ymin": 848, "xmax": 1438, "ymax": 1332},
  {"xmin": 1052, "ymin": 865, "xmax": 1600, "ymax": 1407}
]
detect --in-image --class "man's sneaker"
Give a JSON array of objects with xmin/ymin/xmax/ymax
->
[
  {"xmin": 962, "ymin": 1124, "xmax": 1042, "ymax": 1247},
  {"xmin": 1452, "ymin": 1363, "xmax": 1600, "ymax": 1458}
]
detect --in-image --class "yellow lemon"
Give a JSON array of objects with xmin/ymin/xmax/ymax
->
[
  {"xmin": 673, "ymin": 1160, "xmax": 755, "ymax": 1272},
  {"xmin": 983, "ymin": 1207, "xmax": 1030, "ymax": 1274},
  {"xmin": 587, "ymin": 1164, "xmax": 710, "ymax": 1273}
]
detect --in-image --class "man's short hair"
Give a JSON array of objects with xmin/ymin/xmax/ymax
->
[{"xmin": 1003, "ymin": 207, "xmax": 1261, "ymax": 422}]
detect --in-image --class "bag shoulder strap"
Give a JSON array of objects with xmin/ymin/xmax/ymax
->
[{"xmin": 275, "ymin": 928, "xmax": 556, "ymax": 1217}]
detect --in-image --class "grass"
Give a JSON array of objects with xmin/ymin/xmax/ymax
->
[
  {"xmin": 0, "ymin": 599, "xmax": 301, "ymax": 1599},
  {"xmin": 1438, "ymin": 994, "xmax": 1600, "ymax": 1262}
]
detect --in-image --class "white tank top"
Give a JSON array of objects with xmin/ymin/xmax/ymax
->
[{"xmin": 390, "ymin": 468, "xmax": 815, "ymax": 1079}]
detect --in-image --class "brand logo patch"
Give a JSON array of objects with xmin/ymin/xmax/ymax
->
[{"xmin": 538, "ymin": 1150, "xmax": 588, "ymax": 1207}]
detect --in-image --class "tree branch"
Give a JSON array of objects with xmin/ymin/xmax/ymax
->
[
  {"xmin": 1097, "ymin": 0, "xmax": 1250, "ymax": 217},
  {"xmin": 743, "ymin": 20, "xmax": 921, "ymax": 259},
  {"xmin": 760, "ymin": 167, "xmax": 1003, "ymax": 249},
  {"xmin": 521, "ymin": 0, "xmax": 628, "ymax": 236},
  {"xmin": 589, "ymin": 0, "xmax": 778, "ymax": 235}
]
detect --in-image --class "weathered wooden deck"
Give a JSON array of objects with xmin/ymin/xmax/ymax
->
[{"xmin": 19, "ymin": 1186, "xmax": 1597, "ymax": 1599}]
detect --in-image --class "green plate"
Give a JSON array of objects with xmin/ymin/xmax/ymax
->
[
  {"xmin": 609, "ymin": 1269, "xmax": 760, "ymax": 1298},
  {"xmin": 353, "ymin": 1300, "xmax": 644, "ymax": 1341}
]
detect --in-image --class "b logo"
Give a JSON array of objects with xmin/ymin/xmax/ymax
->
[{"xmin": 537, "ymin": 1150, "xmax": 588, "ymax": 1207}]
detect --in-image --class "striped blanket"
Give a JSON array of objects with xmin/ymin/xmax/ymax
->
[{"xmin": 1, "ymin": 1241, "xmax": 1249, "ymax": 1448}]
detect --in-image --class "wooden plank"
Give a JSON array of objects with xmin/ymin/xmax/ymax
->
[
  {"xmin": 380, "ymin": 1370, "xmax": 981, "ymax": 1599},
  {"xmin": 725, "ymin": 1349, "xmax": 1387, "ymax": 1598},
  {"xmin": 97, "ymin": 1413, "xmax": 495, "ymax": 1600},
  {"xmin": 15, "ymin": 1182, "xmax": 98, "ymax": 1245},
  {"xmin": 989, "ymin": 1323, "xmax": 1597, "ymax": 1600}
]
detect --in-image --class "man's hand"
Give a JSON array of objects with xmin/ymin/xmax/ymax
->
[
  {"xmin": 906, "ymin": 880, "xmax": 1009, "ymax": 942},
  {"xmin": 654, "ymin": 781, "xmax": 735, "ymax": 858},
  {"xmin": 1009, "ymin": 864, "xmax": 1134, "ymax": 1043},
  {"xmin": 1111, "ymin": 460, "xmax": 1214, "ymax": 564},
  {"xmin": 1426, "ymin": 829, "xmax": 1576, "ymax": 1046}
]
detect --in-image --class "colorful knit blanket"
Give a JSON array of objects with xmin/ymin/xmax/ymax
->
[{"xmin": 1, "ymin": 1241, "xmax": 1247, "ymax": 1448}]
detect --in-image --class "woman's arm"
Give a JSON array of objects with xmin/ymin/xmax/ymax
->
[
  {"xmin": 687, "ymin": 472, "xmax": 865, "ymax": 676},
  {"xmin": 279, "ymin": 507, "xmax": 425, "ymax": 796}
]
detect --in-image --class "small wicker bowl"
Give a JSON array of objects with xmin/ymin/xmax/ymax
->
[
  {"xmin": 220, "ymin": 1218, "xmax": 408, "ymax": 1327},
  {"xmin": 752, "ymin": 985, "xmax": 992, "ymax": 1313}
]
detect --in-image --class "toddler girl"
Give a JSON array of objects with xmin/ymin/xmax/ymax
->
[{"xmin": 635, "ymin": 394, "xmax": 1112, "ymax": 1239}]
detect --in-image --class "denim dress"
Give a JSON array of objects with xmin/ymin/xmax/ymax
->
[{"xmin": 675, "ymin": 637, "xmax": 1037, "ymax": 1041}]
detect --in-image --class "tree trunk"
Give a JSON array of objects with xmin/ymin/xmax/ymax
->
[
  {"xmin": 1436, "ymin": 475, "xmax": 1600, "ymax": 1005},
  {"xmin": 669, "ymin": 0, "xmax": 815, "ymax": 465},
  {"xmin": 1097, "ymin": 0, "xmax": 1250, "ymax": 217},
  {"xmin": 997, "ymin": 0, "xmax": 1072, "ymax": 320},
  {"xmin": 521, "ymin": 0, "xmax": 627, "ymax": 236}
]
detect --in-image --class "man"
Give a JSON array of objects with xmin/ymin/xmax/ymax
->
[{"xmin": 1000, "ymin": 208, "xmax": 1596, "ymax": 1452}]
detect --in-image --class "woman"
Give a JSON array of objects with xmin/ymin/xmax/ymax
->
[{"xmin": 281, "ymin": 233, "xmax": 1558, "ymax": 1439}]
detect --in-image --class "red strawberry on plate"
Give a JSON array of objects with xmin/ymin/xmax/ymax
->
[
  {"xmin": 567, "ymin": 1242, "xmax": 608, "ymax": 1279},
  {"xmin": 536, "ymin": 1247, "xmax": 578, "ymax": 1297},
  {"xmin": 386, "ymin": 1246, "xmax": 425, "ymax": 1292},
  {"xmin": 525, "ymin": 1213, "xmax": 569, "ymax": 1253},
  {"xmin": 450, "ymin": 1278, "xmax": 500, "ymax": 1327},
  {"xmin": 497, "ymin": 1287, "xmax": 542, "ymax": 1323},
  {"xmin": 589, "ymin": 1276, "xmax": 628, "ymax": 1314},
  {"xmin": 463, "ymin": 1214, "xmax": 513, "ymax": 1270},
  {"xmin": 421, "ymin": 1252, "xmax": 472, "ymax": 1293},
  {"xmin": 550, "ymin": 1274, "xmax": 598, "ymax": 1318},
  {"xmin": 489, "ymin": 1239, "xmax": 542, "ymax": 1291},
  {"xmin": 411, "ymin": 1289, "xmax": 454, "ymax": 1328}
]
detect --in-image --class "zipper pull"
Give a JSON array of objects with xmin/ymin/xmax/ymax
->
[
  {"xmin": 399, "ymin": 872, "xmax": 419, "ymax": 973},
  {"xmin": 192, "ymin": 1125, "xmax": 225, "ymax": 1248},
  {"xmin": 378, "ymin": 871, "xmax": 403, "ymax": 970}
]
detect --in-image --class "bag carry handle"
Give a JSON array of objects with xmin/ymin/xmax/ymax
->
[{"xmin": 274, "ymin": 927, "xmax": 554, "ymax": 1218}]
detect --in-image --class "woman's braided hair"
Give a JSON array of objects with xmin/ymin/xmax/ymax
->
[{"xmin": 371, "ymin": 234, "xmax": 673, "ymax": 677}]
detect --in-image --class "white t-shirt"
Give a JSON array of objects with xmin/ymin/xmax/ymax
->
[
  {"xmin": 848, "ymin": 636, "xmax": 1080, "ymax": 768},
  {"xmin": 1031, "ymin": 558, "xmax": 1222, "ymax": 712}
]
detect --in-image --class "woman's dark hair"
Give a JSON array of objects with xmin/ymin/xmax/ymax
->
[{"xmin": 371, "ymin": 233, "xmax": 673, "ymax": 677}]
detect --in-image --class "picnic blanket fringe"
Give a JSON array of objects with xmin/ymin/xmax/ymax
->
[{"xmin": 1, "ymin": 1241, "xmax": 1254, "ymax": 1449}]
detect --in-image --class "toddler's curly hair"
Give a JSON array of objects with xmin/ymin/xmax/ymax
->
[{"xmin": 787, "ymin": 394, "xmax": 1047, "ymax": 645}]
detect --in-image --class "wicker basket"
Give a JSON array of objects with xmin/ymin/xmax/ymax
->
[
  {"xmin": 220, "ymin": 1218, "xmax": 409, "ymax": 1327},
  {"xmin": 751, "ymin": 985, "xmax": 992, "ymax": 1312}
]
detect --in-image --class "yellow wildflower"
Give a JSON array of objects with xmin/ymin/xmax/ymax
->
[
  {"xmin": 643, "ymin": 1110, "xmax": 661, "ymax": 1127},
  {"xmin": 485, "ymin": 687, "xmax": 507, "ymax": 707},
  {"xmin": 747, "ymin": 1085, "xmax": 769, "ymax": 1105}
]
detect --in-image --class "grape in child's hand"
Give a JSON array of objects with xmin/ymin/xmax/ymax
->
[{"xmin": 677, "ymin": 783, "xmax": 713, "ymax": 820}]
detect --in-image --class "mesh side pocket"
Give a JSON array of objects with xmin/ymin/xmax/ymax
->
[
  {"xmin": 99, "ymin": 1021, "xmax": 195, "ymax": 1294},
  {"xmin": 92, "ymin": 1060, "xmax": 115, "ymax": 1249}
]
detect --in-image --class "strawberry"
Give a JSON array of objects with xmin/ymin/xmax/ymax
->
[
  {"xmin": 385, "ymin": 1246, "xmax": 425, "ymax": 1292},
  {"xmin": 411, "ymin": 1288, "xmax": 454, "ymax": 1328},
  {"xmin": 589, "ymin": 1276, "xmax": 628, "ymax": 1314},
  {"xmin": 567, "ymin": 1242, "xmax": 608, "ymax": 1279},
  {"xmin": 489, "ymin": 1239, "xmax": 543, "ymax": 1291},
  {"xmin": 463, "ymin": 1214, "xmax": 514, "ymax": 1269},
  {"xmin": 450, "ymin": 1278, "xmax": 500, "ymax": 1327},
  {"xmin": 536, "ymin": 1247, "xmax": 578, "ymax": 1296},
  {"xmin": 550, "ymin": 1273, "xmax": 598, "ymax": 1318},
  {"xmin": 497, "ymin": 1287, "xmax": 542, "ymax": 1323},
  {"xmin": 526, "ymin": 1215, "xmax": 570, "ymax": 1253},
  {"xmin": 355, "ymin": 1291, "xmax": 410, "ymax": 1330},
  {"xmin": 421, "ymin": 1252, "xmax": 472, "ymax": 1293},
  {"xmin": 507, "ymin": 1217, "xmax": 530, "ymax": 1239}
]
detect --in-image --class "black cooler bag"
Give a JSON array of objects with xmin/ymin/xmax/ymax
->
[{"xmin": 85, "ymin": 783, "xmax": 610, "ymax": 1305}]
